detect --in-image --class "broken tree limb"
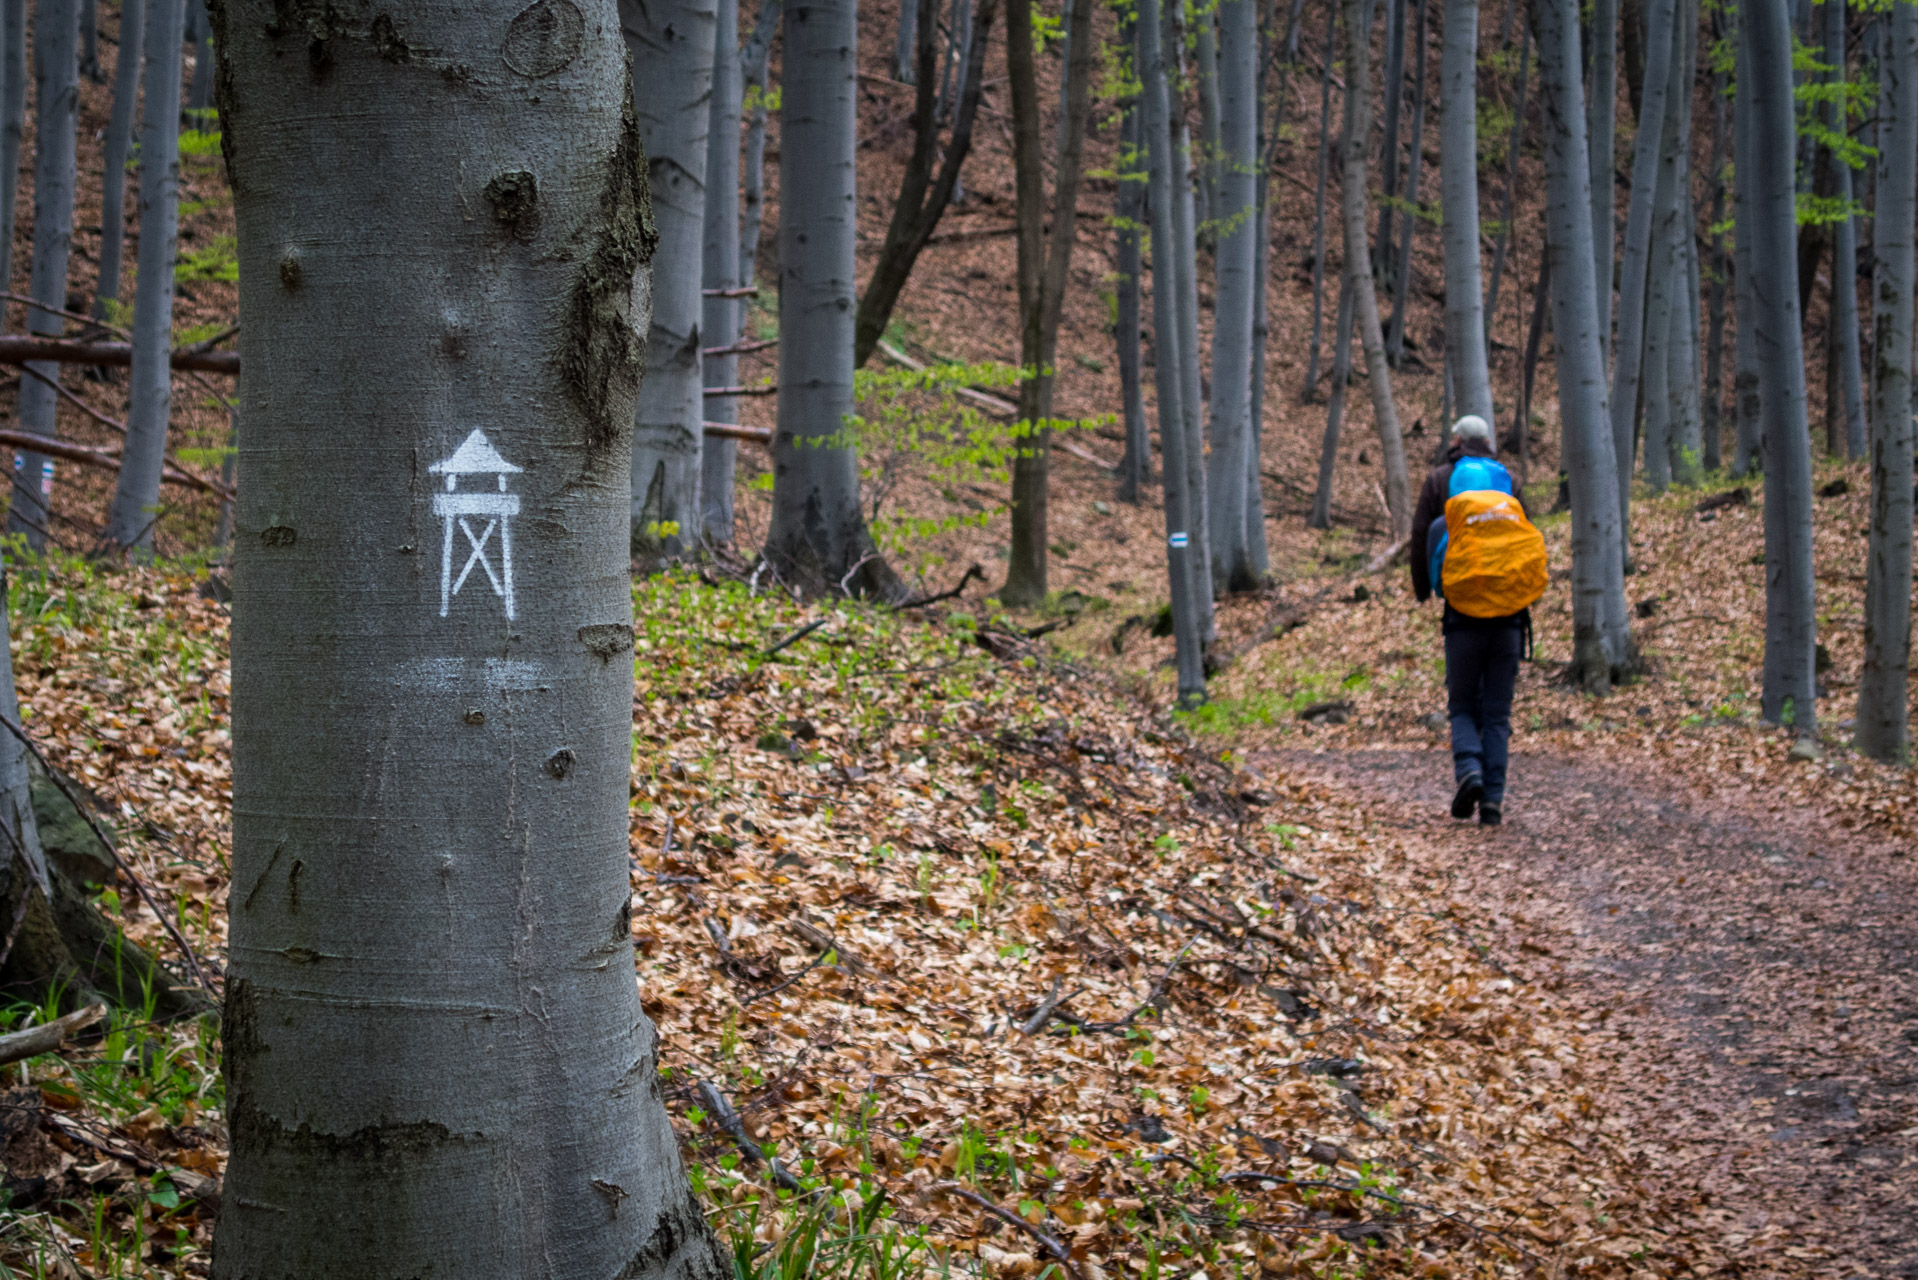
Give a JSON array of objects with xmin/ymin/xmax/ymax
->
[
  {"xmin": 701, "ymin": 384, "xmax": 778, "ymax": 397},
  {"xmin": 924, "ymin": 1183, "xmax": 1080, "ymax": 1276},
  {"xmin": 696, "ymin": 1080, "xmax": 803, "ymax": 1192},
  {"xmin": 0, "ymin": 336, "xmax": 238, "ymax": 375},
  {"xmin": 1363, "ymin": 536, "xmax": 1410, "ymax": 574},
  {"xmin": 0, "ymin": 1002, "xmax": 104, "ymax": 1068},
  {"xmin": 701, "ymin": 337, "xmax": 777, "ymax": 358},
  {"xmin": 702, "ymin": 285, "xmax": 759, "ymax": 298},
  {"xmin": 0, "ymin": 428, "xmax": 233, "ymax": 500},
  {"xmin": 15, "ymin": 364, "xmax": 234, "ymax": 497},
  {"xmin": 703, "ymin": 422, "xmax": 772, "ymax": 444}
]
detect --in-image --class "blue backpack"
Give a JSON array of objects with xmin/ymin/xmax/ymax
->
[{"xmin": 1427, "ymin": 455, "xmax": 1515, "ymax": 597}]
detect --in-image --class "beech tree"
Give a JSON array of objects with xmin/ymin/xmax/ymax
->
[
  {"xmin": 1439, "ymin": 0, "xmax": 1492, "ymax": 429},
  {"xmin": 1856, "ymin": 0, "xmax": 1915, "ymax": 760},
  {"xmin": 1587, "ymin": 0, "xmax": 1615, "ymax": 361},
  {"xmin": 92, "ymin": 0, "xmax": 145, "ymax": 319},
  {"xmin": 701, "ymin": 0, "xmax": 744, "ymax": 545},
  {"xmin": 1165, "ymin": 0, "xmax": 1212, "ymax": 624},
  {"xmin": 0, "ymin": 0, "xmax": 24, "ymax": 289},
  {"xmin": 1308, "ymin": 281, "xmax": 1354, "ymax": 529},
  {"xmin": 766, "ymin": 0, "xmax": 900, "ymax": 596},
  {"xmin": 1303, "ymin": 0, "xmax": 1334, "ymax": 393},
  {"xmin": 739, "ymin": 0, "xmax": 780, "ymax": 285},
  {"xmin": 1386, "ymin": 0, "xmax": 1428, "ymax": 365},
  {"xmin": 625, "ymin": 0, "xmax": 715, "ymax": 564},
  {"xmin": 1203, "ymin": 0, "xmax": 1260, "ymax": 592},
  {"xmin": 214, "ymin": 2, "xmax": 728, "ymax": 1272},
  {"xmin": 104, "ymin": 0, "xmax": 187, "ymax": 552},
  {"xmin": 1115, "ymin": 47, "xmax": 1148, "ymax": 504},
  {"xmin": 9, "ymin": 0, "xmax": 80, "ymax": 549},
  {"xmin": 1822, "ymin": 0, "xmax": 1865, "ymax": 459},
  {"xmin": 1740, "ymin": 0, "xmax": 1818, "ymax": 736}
]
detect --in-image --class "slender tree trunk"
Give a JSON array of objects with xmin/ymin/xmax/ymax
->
[
  {"xmin": 104, "ymin": 0, "xmax": 184, "ymax": 553},
  {"xmin": 767, "ymin": 0, "xmax": 900, "ymax": 596},
  {"xmin": 0, "ymin": 0, "xmax": 24, "ymax": 293},
  {"xmin": 1519, "ymin": 251, "xmax": 1550, "ymax": 477},
  {"xmin": 1856, "ymin": 0, "xmax": 1915, "ymax": 759},
  {"xmin": 701, "ymin": 0, "xmax": 744, "ymax": 545},
  {"xmin": 1204, "ymin": 0, "xmax": 1260, "ymax": 591},
  {"xmin": 1341, "ymin": 0, "xmax": 1411, "ymax": 537},
  {"xmin": 1482, "ymin": 20, "xmax": 1530, "ymax": 336},
  {"xmin": 1588, "ymin": 0, "xmax": 1615, "ymax": 361},
  {"xmin": 854, "ymin": 0, "xmax": 996, "ymax": 366},
  {"xmin": 1824, "ymin": 0, "xmax": 1865, "ymax": 458},
  {"xmin": 1304, "ymin": 0, "xmax": 1336, "ymax": 396},
  {"xmin": 9, "ymin": 0, "xmax": 80, "ymax": 550},
  {"xmin": 1702, "ymin": 42, "xmax": 1728, "ymax": 470},
  {"xmin": 1731, "ymin": 3, "xmax": 1761, "ymax": 479},
  {"xmin": 187, "ymin": 0, "xmax": 213, "ymax": 115},
  {"xmin": 1247, "ymin": 0, "xmax": 1304, "ymax": 576},
  {"xmin": 625, "ymin": 0, "xmax": 715, "ymax": 565},
  {"xmin": 1309, "ymin": 278, "xmax": 1355, "ymax": 528},
  {"xmin": 1166, "ymin": 4, "xmax": 1213, "ymax": 631},
  {"xmin": 213, "ymin": 3, "xmax": 729, "ymax": 1272},
  {"xmin": 1374, "ymin": 0, "xmax": 1408, "ymax": 281},
  {"xmin": 1002, "ymin": 0, "xmax": 1094, "ymax": 607},
  {"xmin": 92, "ymin": 0, "xmax": 144, "ymax": 321},
  {"xmin": 739, "ymin": 0, "xmax": 781, "ymax": 288},
  {"xmin": 1440, "ymin": 0, "xmax": 1493, "ymax": 428},
  {"xmin": 1387, "ymin": 0, "xmax": 1427, "ymax": 364},
  {"xmin": 1137, "ymin": 0, "xmax": 1206, "ymax": 702},
  {"xmin": 1641, "ymin": 7, "xmax": 1684, "ymax": 492},
  {"xmin": 1536, "ymin": 0, "xmax": 1632, "ymax": 687},
  {"xmin": 1667, "ymin": 0, "xmax": 1703, "ymax": 487},
  {"xmin": 1742, "ymin": 0, "xmax": 1818, "ymax": 735},
  {"xmin": 78, "ymin": 0, "xmax": 97, "ymax": 79},
  {"xmin": 896, "ymin": 0, "xmax": 916, "ymax": 81},
  {"xmin": 1116, "ymin": 59, "xmax": 1149, "ymax": 503},
  {"xmin": 1194, "ymin": 4, "xmax": 1223, "ymax": 236},
  {"xmin": 1607, "ymin": 0, "xmax": 1676, "ymax": 549}
]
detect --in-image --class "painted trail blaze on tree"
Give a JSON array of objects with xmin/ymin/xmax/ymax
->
[{"xmin": 213, "ymin": 1, "xmax": 723, "ymax": 1276}]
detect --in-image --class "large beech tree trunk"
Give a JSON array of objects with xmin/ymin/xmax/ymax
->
[
  {"xmin": 1535, "ymin": 0, "xmax": 1632, "ymax": 688},
  {"xmin": 1204, "ymin": 0, "xmax": 1260, "ymax": 592},
  {"xmin": 0, "ymin": 0, "xmax": 24, "ymax": 292},
  {"xmin": 212, "ymin": 3, "xmax": 728, "ymax": 1274},
  {"xmin": 1856, "ymin": 0, "xmax": 1916, "ymax": 760},
  {"xmin": 766, "ymin": 0, "xmax": 900, "ymax": 597},
  {"xmin": 701, "ymin": 0, "xmax": 744, "ymax": 545},
  {"xmin": 104, "ymin": 0, "xmax": 186, "ymax": 552},
  {"xmin": 625, "ymin": 0, "xmax": 715, "ymax": 565},
  {"xmin": 92, "ymin": 0, "xmax": 145, "ymax": 320},
  {"xmin": 1339, "ymin": 0, "xmax": 1411, "ymax": 538},
  {"xmin": 1439, "ymin": 0, "xmax": 1493, "ymax": 428},
  {"xmin": 9, "ymin": 0, "xmax": 80, "ymax": 550},
  {"xmin": 1741, "ymin": 0, "xmax": 1819, "ymax": 735}
]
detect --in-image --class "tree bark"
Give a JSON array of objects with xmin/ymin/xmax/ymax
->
[
  {"xmin": 701, "ymin": 0, "xmax": 744, "ymax": 545},
  {"xmin": 1535, "ymin": 0, "xmax": 1632, "ymax": 688},
  {"xmin": 78, "ymin": 0, "xmax": 96, "ymax": 79},
  {"xmin": 1440, "ymin": 0, "xmax": 1493, "ymax": 428},
  {"xmin": 1608, "ymin": 0, "xmax": 1676, "ymax": 542},
  {"xmin": 1374, "ymin": 0, "xmax": 1407, "ymax": 282},
  {"xmin": 1731, "ymin": 3, "xmax": 1761, "ymax": 479},
  {"xmin": 0, "ymin": 0, "xmax": 25, "ymax": 294},
  {"xmin": 1340, "ymin": 0, "xmax": 1411, "ymax": 538},
  {"xmin": 853, "ymin": 0, "xmax": 996, "ymax": 367},
  {"xmin": 1588, "ymin": 0, "xmax": 1616, "ymax": 363},
  {"xmin": 1167, "ymin": 5, "xmax": 1213, "ymax": 629},
  {"xmin": 1824, "ymin": 0, "xmax": 1865, "ymax": 458},
  {"xmin": 104, "ymin": 0, "xmax": 186, "ymax": 553},
  {"xmin": 739, "ymin": 0, "xmax": 781, "ymax": 288},
  {"xmin": 1308, "ymin": 279, "xmax": 1354, "ymax": 528},
  {"xmin": 1204, "ymin": 0, "xmax": 1260, "ymax": 592},
  {"xmin": 1194, "ymin": 3, "xmax": 1223, "ymax": 238},
  {"xmin": 1702, "ymin": 37, "xmax": 1728, "ymax": 470},
  {"xmin": 625, "ymin": 0, "xmax": 716, "ymax": 566},
  {"xmin": 186, "ymin": 0, "xmax": 214, "ymax": 116},
  {"xmin": 8, "ymin": 0, "xmax": 80, "ymax": 550},
  {"xmin": 212, "ymin": 3, "xmax": 730, "ymax": 1273},
  {"xmin": 766, "ymin": 0, "xmax": 901, "ymax": 597},
  {"xmin": 896, "ymin": 0, "xmax": 916, "ymax": 81},
  {"xmin": 1742, "ymin": 0, "xmax": 1819, "ymax": 736},
  {"xmin": 1855, "ymin": 0, "xmax": 1915, "ymax": 760},
  {"xmin": 1304, "ymin": 0, "xmax": 1335, "ymax": 396},
  {"xmin": 1387, "ymin": 0, "xmax": 1427, "ymax": 365},
  {"xmin": 1116, "ymin": 43, "xmax": 1149, "ymax": 504},
  {"xmin": 1482, "ymin": 20, "xmax": 1529, "ymax": 338},
  {"xmin": 92, "ymin": 0, "xmax": 145, "ymax": 320},
  {"xmin": 1138, "ymin": 0, "xmax": 1206, "ymax": 703}
]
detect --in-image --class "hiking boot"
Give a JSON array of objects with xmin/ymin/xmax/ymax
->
[
  {"xmin": 1479, "ymin": 803, "xmax": 1503, "ymax": 826},
  {"xmin": 1450, "ymin": 774, "xmax": 1483, "ymax": 820}
]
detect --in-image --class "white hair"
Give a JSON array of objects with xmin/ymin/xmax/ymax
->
[{"xmin": 1451, "ymin": 414, "xmax": 1492, "ymax": 445}]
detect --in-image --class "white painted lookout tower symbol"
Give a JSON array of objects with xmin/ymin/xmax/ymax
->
[{"xmin": 430, "ymin": 429, "xmax": 522, "ymax": 620}]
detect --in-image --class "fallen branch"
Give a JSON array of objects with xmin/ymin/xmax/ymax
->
[
  {"xmin": 0, "ymin": 428, "xmax": 232, "ymax": 500},
  {"xmin": 892, "ymin": 563, "xmax": 985, "ymax": 610},
  {"xmin": 925, "ymin": 1182, "xmax": 1079, "ymax": 1276},
  {"xmin": 702, "ymin": 337, "xmax": 777, "ymax": 358},
  {"xmin": 0, "ymin": 336, "xmax": 238, "ymax": 375},
  {"xmin": 702, "ymin": 384, "xmax": 778, "ymax": 397},
  {"xmin": 703, "ymin": 422, "xmax": 772, "ymax": 444},
  {"xmin": 0, "ymin": 1002, "xmax": 104, "ymax": 1068},
  {"xmin": 1363, "ymin": 536, "xmax": 1410, "ymax": 574},
  {"xmin": 10, "ymin": 368, "xmax": 234, "ymax": 496},
  {"xmin": 702, "ymin": 286, "xmax": 759, "ymax": 299},
  {"xmin": 760, "ymin": 618, "xmax": 828, "ymax": 660},
  {"xmin": 696, "ymin": 1080, "xmax": 804, "ymax": 1192}
]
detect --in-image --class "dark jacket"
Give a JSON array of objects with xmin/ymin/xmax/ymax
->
[{"xmin": 1409, "ymin": 438, "xmax": 1529, "ymax": 604}]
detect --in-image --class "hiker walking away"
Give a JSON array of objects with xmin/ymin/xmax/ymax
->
[{"xmin": 1409, "ymin": 415, "xmax": 1548, "ymax": 826}]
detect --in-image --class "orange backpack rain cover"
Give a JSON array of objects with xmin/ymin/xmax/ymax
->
[{"xmin": 1440, "ymin": 490, "xmax": 1548, "ymax": 618}]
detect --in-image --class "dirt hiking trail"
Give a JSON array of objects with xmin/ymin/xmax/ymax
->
[{"xmin": 1262, "ymin": 746, "xmax": 1918, "ymax": 1280}]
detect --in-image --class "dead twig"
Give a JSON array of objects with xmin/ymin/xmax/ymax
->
[
  {"xmin": 696, "ymin": 1080, "xmax": 802, "ymax": 1192},
  {"xmin": 0, "ymin": 1003, "xmax": 104, "ymax": 1068},
  {"xmin": 893, "ymin": 563, "xmax": 985, "ymax": 610},
  {"xmin": 925, "ymin": 1182, "xmax": 1079, "ymax": 1277},
  {"xmin": 760, "ymin": 618, "xmax": 828, "ymax": 658}
]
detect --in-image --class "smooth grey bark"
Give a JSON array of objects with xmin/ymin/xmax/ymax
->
[
  {"xmin": 701, "ymin": 0, "xmax": 743, "ymax": 544},
  {"xmin": 1823, "ymin": 0, "xmax": 1865, "ymax": 458},
  {"xmin": 103, "ymin": 0, "xmax": 184, "ymax": 553},
  {"xmin": 739, "ymin": 0, "xmax": 781, "ymax": 287},
  {"xmin": 1607, "ymin": 0, "xmax": 1676, "ymax": 538},
  {"xmin": 92, "ymin": 0, "xmax": 145, "ymax": 321},
  {"xmin": 1374, "ymin": 0, "xmax": 1407, "ymax": 280},
  {"xmin": 1116, "ymin": 71, "xmax": 1148, "ymax": 503},
  {"xmin": 625, "ymin": 0, "xmax": 715, "ymax": 565},
  {"xmin": 0, "ymin": 0, "xmax": 24, "ymax": 293},
  {"xmin": 1587, "ymin": 0, "xmax": 1615, "ymax": 362},
  {"xmin": 766, "ymin": 0, "xmax": 899, "ymax": 596},
  {"xmin": 1742, "ymin": 0, "xmax": 1818, "ymax": 735},
  {"xmin": 1386, "ymin": 0, "xmax": 1427, "ymax": 364},
  {"xmin": 1439, "ymin": 0, "xmax": 1493, "ymax": 428},
  {"xmin": 1639, "ymin": 7, "xmax": 1682, "ymax": 491},
  {"xmin": 1138, "ymin": 0, "xmax": 1205, "ymax": 701},
  {"xmin": 1665, "ymin": 0, "xmax": 1703, "ymax": 485},
  {"xmin": 8, "ymin": 0, "xmax": 80, "ymax": 550},
  {"xmin": 1165, "ymin": 1, "xmax": 1213, "ymax": 632},
  {"xmin": 896, "ymin": 0, "xmax": 915, "ymax": 81},
  {"xmin": 1340, "ymin": 0, "xmax": 1411, "ymax": 537},
  {"xmin": 1536, "ymin": 0, "xmax": 1631, "ymax": 687},
  {"xmin": 78, "ymin": 0, "xmax": 96, "ymax": 78},
  {"xmin": 1482, "ymin": 20, "xmax": 1529, "ymax": 336},
  {"xmin": 1702, "ymin": 49, "xmax": 1728, "ymax": 470},
  {"xmin": 1304, "ymin": 0, "xmax": 1335, "ymax": 393},
  {"xmin": 186, "ymin": 0, "xmax": 212, "ymax": 116},
  {"xmin": 1246, "ymin": 0, "xmax": 1304, "ymax": 578},
  {"xmin": 1194, "ymin": 4, "xmax": 1222, "ymax": 237},
  {"xmin": 1856, "ymin": 0, "xmax": 1915, "ymax": 760},
  {"xmin": 213, "ymin": 3, "xmax": 727, "ymax": 1274},
  {"xmin": 948, "ymin": 0, "xmax": 974, "ymax": 132},
  {"xmin": 1731, "ymin": 24, "xmax": 1761, "ymax": 479},
  {"xmin": 1308, "ymin": 278, "xmax": 1354, "ymax": 528},
  {"xmin": 0, "ymin": 565, "xmax": 47, "ymax": 908},
  {"xmin": 1205, "ymin": 0, "xmax": 1259, "ymax": 591}
]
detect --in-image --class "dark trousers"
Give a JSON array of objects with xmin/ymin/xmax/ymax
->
[{"xmin": 1444, "ymin": 618, "xmax": 1522, "ymax": 805}]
